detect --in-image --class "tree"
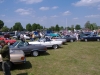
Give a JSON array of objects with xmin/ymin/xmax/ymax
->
[
  {"xmin": 55, "ymin": 24, "xmax": 60, "ymax": 31},
  {"xmin": 71, "ymin": 25, "xmax": 74, "ymax": 31},
  {"xmin": 26, "ymin": 23, "xmax": 32, "ymax": 31},
  {"xmin": 84, "ymin": 21, "xmax": 91, "ymax": 29},
  {"xmin": 13, "ymin": 22, "xmax": 23, "ymax": 31},
  {"xmin": 75, "ymin": 24, "xmax": 81, "ymax": 30},
  {"xmin": 32, "ymin": 23, "xmax": 37, "ymax": 31},
  {"xmin": 2, "ymin": 26, "xmax": 9, "ymax": 32},
  {"xmin": 49, "ymin": 26, "xmax": 55, "ymax": 31},
  {"xmin": 60, "ymin": 26, "xmax": 64, "ymax": 30},
  {"xmin": 9, "ymin": 27, "xmax": 13, "ymax": 31},
  {"xmin": 67, "ymin": 27, "xmax": 71, "ymax": 30},
  {"xmin": 0, "ymin": 20, "xmax": 4, "ymax": 29},
  {"xmin": 92, "ymin": 23, "xmax": 98, "ymax": 30}
]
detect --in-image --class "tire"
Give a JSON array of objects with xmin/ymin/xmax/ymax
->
[
  {"xmin": 97, "ymin": 39, "xmax": 100, "ymax": 41},
  {"xmin": 53, "ymin": 45, "xmax": 58, "ymax": 49},
  {"xmin": 31, "ymin": 51, "xmax": 39, "ymax": 57},
  {"xmin": 70, "ymin": 39, "xmax": 73, "ymax": 42},
  {"xmin": 85, "ymin": 39, "xmax": 87, "ymax": 42}
]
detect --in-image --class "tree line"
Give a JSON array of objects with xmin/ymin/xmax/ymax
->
[{"xmin": 0, "ymin": 20, "xmax": 100, "ymax": 32}]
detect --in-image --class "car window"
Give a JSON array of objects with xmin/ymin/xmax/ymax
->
[
  {"xmin": 24, "ymin": 42, "xmax": 29, "ymax": 46},
  {"xmin": 18, "ymin": 42, "xmax": 24, "ymax": 47},
  {"xmin": 12, "ymin": 41, "xmax": 19, "ymax": 47}
]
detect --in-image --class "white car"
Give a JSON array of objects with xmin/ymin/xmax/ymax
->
[
  {"xmin": 23, "ymin": 34, "xmax": 30, "ymax": 40},
  {"xmin": 29, "ymin": 38, "xmax": 62, "ymax": 49},
  {"xmin": 13, "ymin": 34, "xmax": 30, "ymax": 40}
]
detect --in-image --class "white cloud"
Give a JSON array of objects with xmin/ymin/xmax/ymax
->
[
  {"xmin": 52, "ymin": 6, "xmax": 58, "ymax": 9},
  {"xmin": 0, "ymin": 0, "xmax": 4, "ymax": 3},
  {"xmin": 73, "ymin": 17, "xmax": 79, "ymax": 20},
  {"xmin": 15, "ymin": 8, "xmax": 33, "ymax": 15},
  {"xmin": 39, "ymin": 7, "xmax": 49, "ymax": 11},
  {"xmin": 38, "ymin": 16, "xmax": 47, "ymax": 22},
  {"xmin": 1, "ymin": 15, "xmax": 5, "ymax": 17},
  {"xmin": 5, "ymin": 20, "xmax": 12, "ymax": 23},
  {"xmin": 51, "ymin": 15, "xmax": 58, "ymax": 18},
  {"xmin": 73, "ymin": 0, "xmax": 100, "ymax": 6},
  {"xmin": 19, "ymin": 0, "xmax": 43, "ymax": 4},
  {"xmin": 63, "ymin": 11, "xmax": 71, "ymax": 16},
  {"xmin": 98, "ymin": 5, "xmax": 100, "ymax": 10},
  {"xmin": 85, "ymin": 15, "xmax": 100, "ymax": 18}
]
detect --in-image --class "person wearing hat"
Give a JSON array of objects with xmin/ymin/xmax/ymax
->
[{"xmin": 0, "ymin": 40, "xmax": 11, "ymax": 75}]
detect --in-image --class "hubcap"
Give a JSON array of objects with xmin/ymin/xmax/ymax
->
[
  {"xmin": 53, "ymin": 45, "xmax": 57, "ymax": 49},
  {"xmin": 33, "ymin": 51, "xmax": 38, "ymax": 56},
  {"xmin": 97, "ymin": 39, "xmax": 100, "ymax": 41}
]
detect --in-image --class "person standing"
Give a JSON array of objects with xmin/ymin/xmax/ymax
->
[{"xmin": 0, "ymin": 40, "xmax": 11, "ymax": 75}]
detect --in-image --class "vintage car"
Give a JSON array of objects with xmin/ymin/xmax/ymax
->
[
  {"xmin": 0, "ymin": 37, "xmax": 16, "ymax": 45},
  {"xmin": 0, "ymin": 49, "xmax": 26, "ymax": 69},
  {"xmin": 29, "ymin": 38, "xmax": 63, "ymax": 49},
  {"xmin": 80, "ymin": 34, "xmax": 100, "ymax": 42},
  {"xmin": 51, "ymin": 36, "xmax": 67, "ymax": 44},
  {"xmin": 13, "ymin": 34, "xmax": 30, "ymax": 40},
  {"xmin": 10, "ymin": 41, "xmax": 47, "ymax": 57},
  {"xmin": 63, "ymin": 35, "xmax": 76, "ymax": 42}
]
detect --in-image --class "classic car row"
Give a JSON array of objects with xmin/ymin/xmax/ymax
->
[{"xmin": 0, "ymin": 32, "xmax": 100, "ymax": 70}]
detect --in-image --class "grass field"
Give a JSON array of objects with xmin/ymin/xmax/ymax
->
[{"xmin": 0, "ymin": 42, "xmax": 100, "ymax": 75}]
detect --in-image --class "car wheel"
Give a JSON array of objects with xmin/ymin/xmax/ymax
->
[
  {"xmin": 97, "ymin": 39, "xmax": 100, "ymax": 41},
  {"xmin": 85, "ymin": 39, "xmax": 87, "ymax": 42},
  {"xmin": 53, "ymin": 45, "xmax": 58, "ymax": 49},
  {"xmin": 70, "ymin": 39, "xmax": 73, "ymax": 42},
  {"xmin": 31, "ymin": 51, "xmax": 39, "ymax": 57}
]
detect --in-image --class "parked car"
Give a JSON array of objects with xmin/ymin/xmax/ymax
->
[
  {"xmin": 51, "ymin": 36, "xmax": 67, "ymax": 44},
  {"xmin": 10, "ymin": 41, "xmax": 47, "ymax": 57},
  {"xmin": 29, "ymin": 38, "xmax": 62, "ymax": 49},
  {"xmin": 0, "ymin": 49, "xmax": 26, "ymax": 69},
  {"xmin": 80, "ymin": 34, "xmax": 100, "ymax": 42},
  {"xmin": 0, "ymin": 37, "xmax": 16, "ymax": 45},
  {"xmin": 9, "ymin": 32, "xmax": 15, "ymax": 37},
  {"xmin": 63, "ymin": 35, "xmax": 76, "ymax": 42},
  {"xmin": 13, "ymin": 34, "xmax": 30, "ymax": 40}
]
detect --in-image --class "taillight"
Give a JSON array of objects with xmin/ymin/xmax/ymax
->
[{"xmin": 21, "ymin": 57, "xmax": 25, "ymax": 60}]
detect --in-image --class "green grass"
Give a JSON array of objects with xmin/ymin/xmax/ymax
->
[{"xmin": 0, "ymin": 42, "xmax": 100, "ymax": 75}]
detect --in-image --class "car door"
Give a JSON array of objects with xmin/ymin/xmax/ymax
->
[
  {"xmin": 17, "ymin": 42, "xmax": 30, "ymax": 54},
  {"xmin": 40, "ymin": 39, "xmax": 51, "ymax": 47}
]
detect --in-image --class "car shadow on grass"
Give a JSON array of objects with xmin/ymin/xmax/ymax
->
[
  {"xmin": 39, "ymin": 52, "xmax": 50, "ymax": 56},
  {"xmin": 17, "ymin": 73, "xmax": 28, "ymax": 75},
  {"xmin": 12, "ymin": 61, "xmax": 32, "ymax": 70}
]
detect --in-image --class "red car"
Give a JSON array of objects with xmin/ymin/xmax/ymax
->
[{"xmin": 0, "ymin": 37, "xmax": 16, "ymax": 45}]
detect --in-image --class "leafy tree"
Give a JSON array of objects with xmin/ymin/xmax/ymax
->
[
  {"xmin": 84, "ymin": 21, "xmax": 91, "ymax": 29},
  {"xmin": 13, "ymin": 22, "xmax": 23, "ymax": 31},
  {"xmin": 32, "ymin": 23, "xmax": 38, "ymax": 31},
  {"xmin": 9, "ymin": 27, "xmax": 13, "ymax": 31},
  {"xmin": 32, "ymin": 23, "xmax": 43, "ymax": 31},
  {"xmin": 67, "ymin": 27, "xmax": 71, "ymax": 30},
  {"xmin": 26, "ymin": 23, "xmax": 32, "ymax": 31},
  {"xmin": 0, "ymin": 20, "xmax": 4, "ymax": 29},
  {"xmin": 49, "ymin": 26, "xmax": 55, "ymax": 31},
  {"xmin": 71, "ymin": 25, "xmax": 74, "ymax": 31},
  {"xmin": 75, "ymin": 24, "xmax": 81, "ymax": 30},
  {"xmin": 92, "ymin": 23, "xmax": 98, "ymax": 29},
  {"xmin": 2, "ymin": 26, "xmax": 9, "ymax": 32},
  {"xmin": 60, "ymin": 26, "xmax": 64, "ymax": 30},
  {"xmin": 55, "ymin": 24, "xmax": 60, "ymax": 31}
]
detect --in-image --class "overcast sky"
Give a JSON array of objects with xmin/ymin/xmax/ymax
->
[{"xmin": 0, "ymin": 0, "xmax": 100, "ymax": 28}]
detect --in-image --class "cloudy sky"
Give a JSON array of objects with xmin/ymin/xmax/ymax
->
[{"xmin": 0, "ymin": 0, "xmax": 100, "ymax": 28}]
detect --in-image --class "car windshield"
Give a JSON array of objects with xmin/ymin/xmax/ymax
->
[{"xmin": 11, "ymin": 41, "xmax": 19, "ymax": 47}]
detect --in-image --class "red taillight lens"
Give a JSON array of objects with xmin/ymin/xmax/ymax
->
[{"xmin": 21, "ymin": 57, "xmax": 25, "ymax": 60}]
